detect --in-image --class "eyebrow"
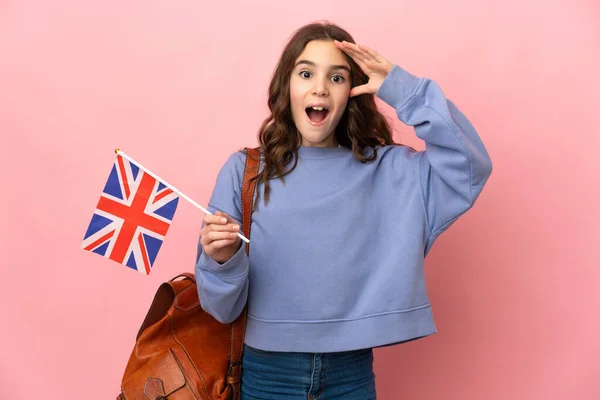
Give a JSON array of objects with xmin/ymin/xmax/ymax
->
[{"xmin": 295, "ymin": 59, "xmax": 351, "ymax": 74}]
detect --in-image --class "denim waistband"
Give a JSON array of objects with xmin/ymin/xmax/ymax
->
[{"xmin": 240, "ymin": 345, "xmax": 376, "ymax": 399}]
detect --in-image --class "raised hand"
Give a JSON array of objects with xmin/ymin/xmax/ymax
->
[{"xmin": 334, "ymin": 40, "xmax": 395, "ymax": 97}]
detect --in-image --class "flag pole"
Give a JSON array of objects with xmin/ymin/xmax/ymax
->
[{"xmin": 114, "ymin": 148, "xmax": 250, "ymax": 244}]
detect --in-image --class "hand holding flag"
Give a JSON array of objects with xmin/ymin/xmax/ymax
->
[{"xmin": 81, "ymin": 149, "xmax": 249, "ymax": 274}]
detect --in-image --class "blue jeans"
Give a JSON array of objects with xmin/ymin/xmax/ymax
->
[{"xmin": 240, "ymin": 344, "xmax": 377, "ymax": 399}]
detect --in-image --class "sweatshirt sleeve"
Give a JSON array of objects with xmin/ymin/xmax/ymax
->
[
  {"xmin": 194, "ymin": 151, "xmax": 250, "ymax": 324},
  {"xmin": 376, "ymin": 65, "xmax": 493, "ymax": 255}
]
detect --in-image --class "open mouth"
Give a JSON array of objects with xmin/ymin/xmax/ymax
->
[{"xmin": 305, "ymin": 106, "xmax": 329, "ymax": 125}]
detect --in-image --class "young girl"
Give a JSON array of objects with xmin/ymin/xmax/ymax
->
[{"xmin": 195, "ymin": 21, "xmax": 492, "ymax": 400}]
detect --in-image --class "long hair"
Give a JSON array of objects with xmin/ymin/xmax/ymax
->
[{"xmin": 247, "ymin": 21, "xmax": 403, "ymax": 207}]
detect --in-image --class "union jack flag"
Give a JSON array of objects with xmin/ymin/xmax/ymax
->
[{"xmin": 82, "ymin": 153, "xmax": 179, "ymax": 274}]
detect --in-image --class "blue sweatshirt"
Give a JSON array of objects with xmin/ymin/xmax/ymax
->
[{"xmin": 195, "ymin": 65, "xmax": 493, "ymax": 353}]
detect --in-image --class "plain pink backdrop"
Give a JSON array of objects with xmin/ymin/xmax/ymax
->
[{"xmin": 1, "ymin": 0, "xmax": 599, "ymax": 399}]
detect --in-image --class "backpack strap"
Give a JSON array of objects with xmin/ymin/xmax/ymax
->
[
  {"xmin": 227, "ymin": 147, "xmax": 261, "ymax": 398},
  {"xmin": 241, "ymin": 147, "xmax": 261, "ymax": 254}
]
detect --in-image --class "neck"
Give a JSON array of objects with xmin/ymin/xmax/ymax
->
[
  {"xmin": 301, "ymin": 136, "xmax": 338, "ymax": 148},
  {"xmin": 297, "ymin": 145, "xmax": 348, "ymax": 159}
]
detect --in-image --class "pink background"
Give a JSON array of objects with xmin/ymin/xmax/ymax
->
[{"xmin": 1, "ymin": 0, "xmax": 599, "ymax": 399}]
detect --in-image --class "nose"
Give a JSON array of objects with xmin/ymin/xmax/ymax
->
[{"xmin": 312, "ymin": 77, "xmax": 329, "ymax": 96}]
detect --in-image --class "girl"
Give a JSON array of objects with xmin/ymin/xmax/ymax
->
[{"xmin": 195, "ymin": 21, "xmax": 492, "ymax": 400}]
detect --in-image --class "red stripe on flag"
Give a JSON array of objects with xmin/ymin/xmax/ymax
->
[
  {"xmin": 153, "ymin": 188, "xmax": 173, "ymax": 204},
  {"xmin": 98, "ymin": 173, "xmax": 167, "ymax": 263},
  {"xmin": 138, "ymin": 234, "xmax": 151, "ymax": 275},
  {"xmin": 117, "ymin": 155, "xmax": 131, "ymax": 200},
  {"xmin": 84, "ymin": 230, "xmax": 115, "ymax": 251}
]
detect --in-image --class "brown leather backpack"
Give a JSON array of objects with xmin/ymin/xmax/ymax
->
[{"xmin": 116, "ymin": 147, "xmax": 261, "ymax": 400}]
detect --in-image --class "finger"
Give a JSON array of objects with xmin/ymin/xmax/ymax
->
[
  {"xmin": 209, "ymin": 231, "xmax": 239, "ymax": 241},
  {"xmin": 201, "ymin": 231, "xmax": 239, "ymax": 245},
  {"xmin": 342, "ymin": 45, "xmax": 367, "ymax": 63},
  {"xmin": 205, "ymin": 222, "xmax": 240, "ymax": 233},
  {"xmin": 335, "ymin": 40, "xmax": 366, "ymax": 62},
  {"xmin": 357, "ymin": 44, "xmax": 381, "ymax": 62},
  {"xmin": 217, "ymin": 211, "xmax": 241, "ymax": 225},
  {"xmin": 209, "ymin": 239, "xmax": 237, "ymax": 250},
  {"xmin": 218, "ymin": 213, "xmax": 241, "ymax": 231},
  {"xmin": 202, "ymin": 239, "xmax": 236, "ymax": 256},
  {"xmin": 350, "ymin": 84, "xmax": 371, "ymax": 97},
  {"xmin": 341, "ymin": 41, "xmax": 375, "ymax": 63},
  {"xmin": 337, "ymin": 45, "xmax": 369, "ymax": 73},
  {"xmin": 204, "ymin": 212, "xmax": 229, "ymax": 225},
  {"xmin": 347, "ymin": 51, "xmax": 368, "ymax": 69},
  {"xmin": 339, "ymin": 44, "xmax": 376, "ymax": 75}
]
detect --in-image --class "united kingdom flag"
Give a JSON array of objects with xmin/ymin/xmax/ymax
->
[{"xmin": 82, "ymin": 153, "xmax": 179, "ymax": 274}]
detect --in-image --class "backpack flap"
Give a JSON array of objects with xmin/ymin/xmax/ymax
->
[{"xmin": 121, "ymin": 348, "xmax": 186, "ymax": 399}]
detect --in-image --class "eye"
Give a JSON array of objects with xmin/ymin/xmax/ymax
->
[
  {"xmin": 300, "ymin": 70, "xmax": 312, "ymax": 79},
  {"xmin": 331, "ymin": 74, "xmax": 346, "ymax": 83}
]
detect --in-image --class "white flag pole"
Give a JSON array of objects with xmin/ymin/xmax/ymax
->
[{"xmin": 115, "ymin": 148, "xmax": 250, "ymax": 244}]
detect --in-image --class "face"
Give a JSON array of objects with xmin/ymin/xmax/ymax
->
[{"xmin": 289, "ymin": 40, "xmax": 351, "ymax": 148}]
